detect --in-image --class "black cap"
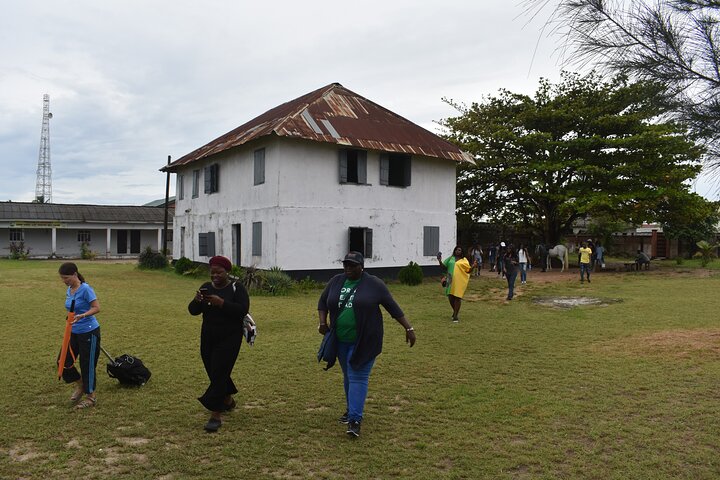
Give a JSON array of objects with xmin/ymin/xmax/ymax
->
[{"xmin": 343, "ymin": 251, "xmax": 364, "ymax": 266}]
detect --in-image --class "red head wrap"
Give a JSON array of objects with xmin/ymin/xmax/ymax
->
[{"xmin": 208, "ymin": 255, "xmax": 232, "ymax": 272}]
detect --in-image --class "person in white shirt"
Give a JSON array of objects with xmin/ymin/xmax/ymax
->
[{"xmin": 518, "ymin": 244, "xmax": 531, "ymax": 284}]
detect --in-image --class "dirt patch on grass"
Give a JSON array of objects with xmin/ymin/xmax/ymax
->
[
  {"xmin": 596, "ymin": 328, "xmax": 720, "ymax": 358},
  {"xmin": 533, "ymin": 296, "xmax": 622, "ymax": 308}
]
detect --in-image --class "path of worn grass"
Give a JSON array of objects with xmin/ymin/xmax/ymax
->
[{"xmin": 0, "ymin": 260, "xmax": 719, "ymax": 479}]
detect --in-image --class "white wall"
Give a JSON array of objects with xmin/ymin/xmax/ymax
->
[{"xmin": 172, "ymin": 137, "xmax": 458, "ymax": 270}]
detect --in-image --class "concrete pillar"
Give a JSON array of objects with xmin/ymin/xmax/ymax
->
[
  {"xmin": 106, "ymin": 228, "xmax": 112, "ymax": 258},
  {"xmin": 51, "ymin": 228, "xmax": 57, "ymax": 257}
]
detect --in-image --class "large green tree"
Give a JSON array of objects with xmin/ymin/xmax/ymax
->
[{"xmin": 442, "ymin": 72, "xmax": 705, "ymax": 245}]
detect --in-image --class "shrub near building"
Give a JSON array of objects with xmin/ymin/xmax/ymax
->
[{"xmin": 398, "ymin": 261, "xmax": 424, "ymax": 286}]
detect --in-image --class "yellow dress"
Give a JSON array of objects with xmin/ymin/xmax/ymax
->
[{"xmin": 444, "ymin": 256, "xmax": 472, "ymax": 298}]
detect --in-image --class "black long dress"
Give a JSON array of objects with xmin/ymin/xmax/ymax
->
[{"xmin": 188, "ymin": 281, "xmax": 250, "ymax": 411}]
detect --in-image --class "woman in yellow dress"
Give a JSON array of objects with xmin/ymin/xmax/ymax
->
[{"xmin": 437, "ymin": 246, "xmax": 475, "ymax": 323}]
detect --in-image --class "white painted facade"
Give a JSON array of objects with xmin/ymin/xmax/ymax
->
[{"xmin": 172, "ymin": 137, "xmax": 458, "ymax": 271}]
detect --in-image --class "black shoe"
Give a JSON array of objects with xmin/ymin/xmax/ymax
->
[
  {"xmin": 346, "ymin": 420, "xmax": 361, "ymax": 437},
  {"xmin": 338, "ymin": 411, "xmax": 349, "ymax": 424},
  {"xmin": 587, "ymin": 279, "xmax": 591, "ymax": 283},
  {"xmin": 452, "ymin": 316, "xmax": 459, "ymax": 323},
  {"xmin": 204, "ymin": 417, "xmax": 222, "ymax": 432}
]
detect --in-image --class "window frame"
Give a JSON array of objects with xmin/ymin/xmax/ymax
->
[
  {"xmin": 380, "ymin": 152, "xmax": 412, "ymax": 187},
  {"xmin": 254, "ymin": 148, "xmax": 265, "ymax": 186},
  {"xmin": 339, "ymin": 148, "xmax": 368, "ymax": 184},
  {"xmin": 252, "ymin": 222, "xmax": 262, "ymax": 256},
  {"xmin": 77, "ymin": 230, "xmax": 91, "ymax": 243},
  {"xmin": 204, "ymin": 164, "xmax": 219, "ymax": 194},
  {"xmin": 423, "ymin": 226, "xmax": 440, "ymax": 256},
  {"xmin": 192, "ymin": 170, "xmax": 200, "ymax": 198},
  {"xmin": 9, "ymin": 229, "xmax": 24, "ymax": 242}
]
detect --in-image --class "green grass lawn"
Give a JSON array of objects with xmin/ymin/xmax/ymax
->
[{"xmin": 1, "ymin": 260, "xmax": 719, "ymax": 479}]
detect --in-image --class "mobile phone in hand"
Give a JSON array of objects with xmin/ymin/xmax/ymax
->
[{"xmin": 199, "ymin": 288, "xmax": 209, "ymax": 298}]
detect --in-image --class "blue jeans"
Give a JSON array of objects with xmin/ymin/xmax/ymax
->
[
  {"xmin": 337, "ymin": 341, "xmax": 375, "ymax": 422},
  {"xmin": 520, "ymin": 263, "xmax": 527, "ymax": 282},
  {"xmin": 506, "ymin": 270, "xmax": 518, "ymax": 299},
  {"xmin": 580, "ymin": 263, "xmax": 591, "ymax": 281}
]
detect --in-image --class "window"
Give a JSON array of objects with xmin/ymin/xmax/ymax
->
[
  {"xmin": 380, "ymin": 153, "xmax": 411, "ymax": 187},
  {"xmin": 78, "ymin": 230, "xmax": 91, "ymax": 243},
  {"xmin": 204, "ymin": 164, "xmax": 219, "ymax": 194},
  {"xmin": 192, "ymin": 170, "xmax": 200, "ymax": 198},
  {"xmin": 423, "ymin": 226, "xmax": 440, "ymax": 256},
  {"xmin": 252, "ymin": 222, "xmax": 262, "ymax": 256},
  {"xmin": 9, "ymin": 229, "xmax": 23, "ymax": 242},
  {"xmin": 348, "ymin": 227, "xmax": 373, "ymax": 258},
  {"xmin": 254, "ymin": 148, "xmax": 265, "ymax": 185},
  {"xmin": 339, "ymin": 149, "xmax": 367, "ymax": 184},
  {"xmin": 178, "ymin": 174, "xmax": 185, "ymax": 200},
  {"xmin": 198, "ymin": 232, "xmax": 216, "ymax": 257}
]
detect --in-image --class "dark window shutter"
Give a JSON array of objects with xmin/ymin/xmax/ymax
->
[
  {"xmin": 207, "ymin": 232, "xmax": 216, "ymax": 257},
  {"xmin": 204, "ymin": 166, "xmax": 212, "ymax": 193},
  {"xmin": 357, "ymin": 150, "xmax": 367, "ymax": 184},
  {"xmin": 379, "ymin": 153, "xmax": 389, "ymax": 185},
  {"xmin": 211, "ymin": 164, "xmax": 219, "ymax": 192},
  {"xmin": 339, "ymin": 149, "xmax": 348, "ymax": 183},
  {"xmin": 254, "ymin": 149, "xmax": 265, "ymax": 185},
  {"xmin": 199, "ymin": 233, "xmax": 208, "ymax": 256},
  {"xmin": 252, "ymin": 222, "xmax": 262, "ymax": 256},
  {"xmin": 364, "ymin": 228, "xmax": 373, "ymax": 258},
  {"xmin": 403, "ymin": 156, "xmax": 412, "ymax": 186},
  {"xmin": 423, "ymin": 226, "xmax": 439, "ymax": 256}
]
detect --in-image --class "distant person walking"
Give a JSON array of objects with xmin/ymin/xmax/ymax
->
[
  {"xmin": 488, "ymin": 243, "xmax": 497, "ymax": 272},
  {"xmin": 503, "ymin": 246, "xmax": 520, "ymax": 300},
  {"xmin": 438, "ymin": 246, "xmax": 476, "ymax": 322},
  {"xmin": 594, "ymin": 242, "xmax": 605, "ymax": 270},
  {"xmin": 470, "ymin": 244, "xmax": 483, "ymax": 276},
  {"xmin": 496, "ymin": 242, "xmax": 507, "ymax": 279},
  {"xmin": 579, "ymin": 242, "xmax": 592, "ymax": 283},
  {"xmin": 58, "ymin": 262, "xmax": 101, "ymax": 410},
  {"xmin": 518, "ymin": 244, "xmax": 531, "ymax": 284}
]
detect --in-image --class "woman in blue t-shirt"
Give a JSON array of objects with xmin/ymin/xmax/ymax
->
[{"xmin": 58, "ymin": 262, "xmax": 101, "ymax": 409}]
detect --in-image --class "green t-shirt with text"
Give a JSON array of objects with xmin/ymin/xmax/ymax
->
[{"xmin": 335, "ymin": 278, "xmax": 360, "ymax": 343}]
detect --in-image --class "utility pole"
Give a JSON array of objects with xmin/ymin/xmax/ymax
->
[
  {"xmin": 163, "ymin": 155, "xmax": 171, "ymax": 256},
  {"xmin": 35, "ymin": 94, "xmax": 52, "ymax": 203}
]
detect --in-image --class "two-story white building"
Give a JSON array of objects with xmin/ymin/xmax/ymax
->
[{"xmin": 162, "ymin": 83, "xmax": 472, "ymax": 278}]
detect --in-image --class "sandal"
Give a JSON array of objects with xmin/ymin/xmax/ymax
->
[
  {"xmin": 70, "ymin": 388, "xmax": 83, "ymax": 403},
  {"xmin": 74, "ymin": 396, "xmax": 97, "ymax": 409}
]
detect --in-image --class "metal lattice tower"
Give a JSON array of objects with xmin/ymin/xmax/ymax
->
[{"xmin": 35, "ymin": 94, "xmax": 53, "ymax": 203}]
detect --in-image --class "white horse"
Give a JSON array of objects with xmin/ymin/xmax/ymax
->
[{"xmin": 547, "ymin": 244, "xmax": 569, "ymax": 272}]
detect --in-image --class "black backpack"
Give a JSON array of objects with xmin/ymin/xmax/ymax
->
[{"xmin": 106, "ymin": 354, "xmax": 152, "ymax": 386}]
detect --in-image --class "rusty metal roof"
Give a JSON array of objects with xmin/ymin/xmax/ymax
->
[
  {"xmin": 162, "ymin": 83, "xmax": 473, "ymax": 172},
  {"xmin": 0, "ymin": 202, "xmax": 173, "ymax": 223}
]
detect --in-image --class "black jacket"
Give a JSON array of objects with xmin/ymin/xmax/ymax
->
[{"xmin": 318, "ymin": 272, "xmax": 404, "ymax": 369}]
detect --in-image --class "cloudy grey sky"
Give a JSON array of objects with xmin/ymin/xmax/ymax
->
[{"xmin": 2, "ymin": 0, "xmax": 717, "ymax": 205}]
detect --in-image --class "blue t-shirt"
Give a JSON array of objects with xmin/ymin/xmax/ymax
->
[{"xmin": 66, "ymin": 283, "xmax": 99, "ymax": 334}]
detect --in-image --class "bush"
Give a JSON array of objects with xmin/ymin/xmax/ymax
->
[
  {"xmin": 174, "ymin": 257, "xmax": 194, "ymax": 275},
  {"xmin": 259, "ymin": 269, "xmax": 294, "ymax": 295},
  {"xmin": 8, "ymin": 241, "xmax": 30, "ymax": 260},
  {"xmin": 241, "ymin": 265, "xmax": 264, "ymax": 291},
  {"xmin": 138, "ymin": 246, "xmax": 168, "ymax": 269},
  {"xmin": 295, "ymin": 276, "xmax": 324, "ymax": 292},
  {"xmin": 80, "ymin": 242, "xmax": 96, "ymax": 260},
  {"xmin": 675, "ymin": 256, "xmax": 685, "ymax": 265},
  {"xmin": 398, "ymin": 261, "xmax": 424, "ymax": 286}
]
